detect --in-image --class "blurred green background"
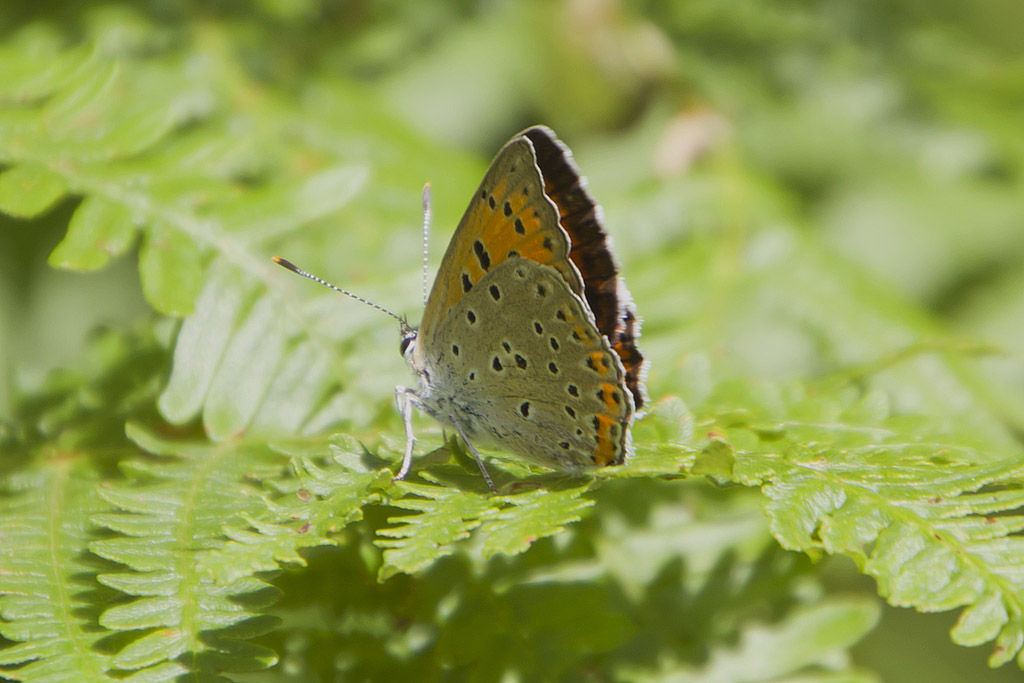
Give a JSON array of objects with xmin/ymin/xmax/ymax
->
[{"xmin": 2, "ymin": 1, "xmax": 1023, "ymax": 681}]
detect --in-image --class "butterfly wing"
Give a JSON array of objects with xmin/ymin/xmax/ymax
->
[
  {"xmin": 418, "ymin": 134, "xmax": 585, "ymax": 345},
  {"xmin": 521, "ymin": 127, "xmax": 647, "ymax": 413},
  {"xmin": 427, "ymin": 258, "xmax": 633, "ymax": 468}
]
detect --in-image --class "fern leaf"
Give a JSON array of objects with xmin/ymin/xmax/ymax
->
[
  {"xmin": 479, "ymin": 484, "xmax": 595, "ymax": 558},
  {"xmin": 198, "ymin": 440, "xmax": 391, "ymax": 585},
  {"xmin": 157, "ymin": 266, "xmax": 251, "ymax": 425},
  {"xmin": 0, "ymin": 27, "xmax": 90, "ymax": 103},
  {"xmin": 47, "ymin": 195, "xmax": 136, "ymax": 271},
  {"xmin": 0, "ymin": 163, "xmax": 68, "ymax": 218},
  {"xmin": 0, "ymin": 25, "xmax": 367, "ymax": 323},
  {"xmin": 157, "ymin": 274, "xmax": 346, "ymax": 441},
  {"xmin": 201, "ymin": 297, "xmax": 290, "ymax": 439},
  {"xmin": 138, "ymin": 223, "xmax": 207, "ymax": 317},
  {"xmin": 87, "ymin": 423, "xmax": 287, "ymax": 677},
  {"xmin": 248, "ymin": 341, "xmax": 334, "ymax": 435},
  {"xmin": 0, "ymin": 463, "xmax": 118, "ymax": 681},
  {"xmin": 373, "ymin": 475, "xmax": 597, "ymax": 579},
  {"xmin": 375, "ymin": 481, "xmax": 493, "ymax": 580},
  {"xmin": 0, "ymin": 22, "xmax": 367, "ymax": 436},
  {"xmin": 706, "ymin": 385, "xmax": 1024, "ymax": 667}
]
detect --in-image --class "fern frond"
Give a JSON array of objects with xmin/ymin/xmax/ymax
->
[
  {"xmin": 478, "ymin": 483, "xmax": 596, "ymax": 558},
  {"xmin": 375, "ymin": 481, "xmax": 494, "ymax": 580},
  {"xmin": 0, "ymin": 463, "xmax": 119, "ymax": 681},
  {"xmin": 198, "ymin": 438, "xmax": 392, "ymax": 585},
  {"xmin": 374, "ymin": 473, "xmax": 595, "ymax": 580},
  {"xmin": 0, "ymin": 326, "xmax": 174, "ymax": 681},
  {"xmin": 87, "ymin": 423, "xmax": 288, "ymax": 678},
  {"xmin": 0, "ymin": 24, "xmax": 368, "ymax": 441},
  {"xmin": 0, "ymin": 31, "xmax": 366, "ymax": 292},
  {"xmin": 697, "ymin": 383, "xmax": 1024, "ymax": 667}
]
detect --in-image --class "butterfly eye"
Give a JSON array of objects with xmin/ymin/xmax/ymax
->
[{"xmin": 399, "ymin": 333, "xmax": 416, "ymax": 356}]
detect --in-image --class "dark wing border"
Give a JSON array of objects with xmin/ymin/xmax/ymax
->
[{"xmin": 522, "ymin": 126, "xmax": 648, "ymax": 412}]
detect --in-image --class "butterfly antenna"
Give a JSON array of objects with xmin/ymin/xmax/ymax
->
[
  {"xmin": 421, "ymin": 183, "xmax": 431, "ymax": 307},
  {"xmin": 272, "ymin": 257, "xmax": 407, "ymax": 327}
]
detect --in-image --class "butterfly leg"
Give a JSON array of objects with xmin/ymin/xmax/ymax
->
[
  {"xmin": 393, "ymin": 386, "xmax": 417, "ymax": 481},
  {"xmin": 448, "ymin": 417, "xmax": 497, "ymax": 493}
]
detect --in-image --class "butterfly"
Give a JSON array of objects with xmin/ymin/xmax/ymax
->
[{"xmin": 276, "ymin": 126, "xmax": 645, "ymax": 489}]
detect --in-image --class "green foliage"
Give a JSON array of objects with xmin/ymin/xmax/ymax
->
[
  {"xmin": 3, "ymin": 2, "xmax": 1024, "ymax": 682},
  {"xmin": 376, "ymin": 477, "xmax": 595, "ymax": 579},
  {"xmin": 0, "ymin": 460, "xmax": 120, "ymax": 681},
  {"xmin": 707, "ymin": 383, "xmax": 1024, "ymax": 667}
]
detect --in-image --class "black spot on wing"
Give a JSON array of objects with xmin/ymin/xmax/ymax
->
[{"xmin": 473, "ymin": 240, "xmax": 491, "ymax": 271}]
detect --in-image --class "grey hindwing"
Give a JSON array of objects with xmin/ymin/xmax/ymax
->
[{"xmin": 422, "ymin": 258, "xmax": 633, "ymax": 469}]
